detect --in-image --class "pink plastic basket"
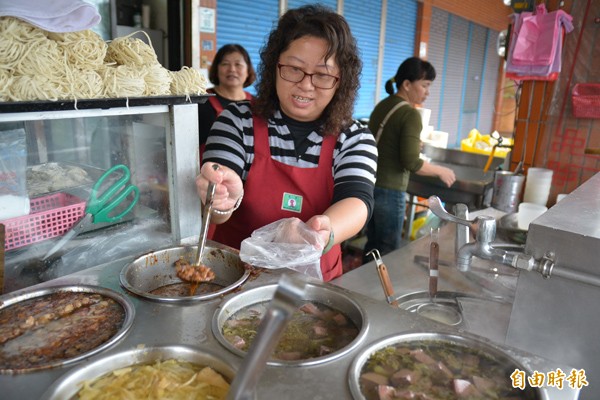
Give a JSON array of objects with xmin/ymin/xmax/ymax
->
[
  {"xmin": 1, "ymin": 193, "xmax": 86, "ymax": 251},
  {"xmin": 571, "ymin": 83, "xmax": 600, "ymax": 119}
]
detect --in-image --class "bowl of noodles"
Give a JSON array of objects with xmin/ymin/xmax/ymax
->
[{"xmin": 40, "ymin": 345, "xmax": 238, "ymax": 400}]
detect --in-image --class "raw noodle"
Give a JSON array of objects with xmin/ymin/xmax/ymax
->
[
  {"xmin": 144, "ymin": 64, "xmax": 172, "ymax": 96},
  {"xmin": 99, "ymin": 65, "xmax": 146, "ymax": 98},
  {"xmin": 0, "ymin": 17, "xmax": 47, "ymax": 73},
  {"xmin": 7, "ymin": 74, "xmax": 64, "ymax": 101},
  {"xmin": 170, "ymin": 66, "xmax": 208, "ymax": 96},
  {"xmin": 105, "ymin": 31, "xmax": 158, "ymax": 67},
  {"xmin": 48, "ymin": 30, "xmax": 107, "ymax": 70}
]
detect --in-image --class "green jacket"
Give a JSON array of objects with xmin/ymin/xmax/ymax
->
[{"xmin": 368, "ymin": 95, "xmax": 424, "ymax": 191}]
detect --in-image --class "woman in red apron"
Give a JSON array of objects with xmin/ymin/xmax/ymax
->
[
  {"xmin": 198, "ymin": 44, "xmax": 256, "ymax": 163},
  {"xmin": 197, "ymin": 5, "xmax": 377, "ymax": 282}
]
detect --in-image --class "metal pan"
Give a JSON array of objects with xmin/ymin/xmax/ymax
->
[{"xmin": 120, "ymin": 244, "xmax": 250, "ymax": 303}]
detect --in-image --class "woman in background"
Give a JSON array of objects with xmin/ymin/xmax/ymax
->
[
  {"xmin": 198, "ymin": 44, "xmax": 256, "ymax": 160},
  {"xmin": 363, "ymin": 57, "xmax": 455, "ymax": 260}
]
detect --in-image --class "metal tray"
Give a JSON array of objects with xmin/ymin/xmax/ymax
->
[
  {"xmin": 40, "ymin": 344, "xmax": 237, "ymax": 400},
  {"xmin": 212, "ymin": 282, "xmax": 369, "ymax": 367},
  {"xmin": 0, "ymin": 284, "xmax": 135, "ymax": 374}
]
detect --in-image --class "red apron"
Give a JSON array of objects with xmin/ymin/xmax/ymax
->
[
  {"xmin": 212, "ymin": 115, "xmax": 343, "ymax": 281},
  {"xmin": 203, "ymin": 91, "xmax": 253, "ymax": 239}
]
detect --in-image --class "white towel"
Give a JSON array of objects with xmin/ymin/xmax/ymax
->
[{"xmin": 0, "ymin": 0, "xmax": 100, "ymax": 32}]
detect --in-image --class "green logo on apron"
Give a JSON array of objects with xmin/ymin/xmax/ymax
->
[{"xmin": 282, "ymin": 192, "xmax": 303, "ymax": 213}]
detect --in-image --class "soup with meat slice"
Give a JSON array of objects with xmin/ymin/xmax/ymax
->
[
  {"xmin": 360, "ymin": 340, "xmax": 539, "ymax": 400},
  {"xmin": 222, "ymin": 301, "xmax": 358, "ymax": 361}
]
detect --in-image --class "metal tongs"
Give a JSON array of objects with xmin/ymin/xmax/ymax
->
[
  {"xmin": 194, "ymin": 164, "xmax": 218, "ymax": 266},
  {"xmin": 227, "ymin": 274, "xmax": 306, "ymax": 400},
  {"xmin": 366, "ymin": 249, "xmax": 398, "ymax": 306}
]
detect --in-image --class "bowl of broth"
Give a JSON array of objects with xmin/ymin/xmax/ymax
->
[{"xmin": 212, "ymin": 282, "xmax": 369, "ymax": 367}]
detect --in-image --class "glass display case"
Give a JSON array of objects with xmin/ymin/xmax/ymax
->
[{"xmin": 0, "ymin": 97, "xmax": 208, "ymax": 293}]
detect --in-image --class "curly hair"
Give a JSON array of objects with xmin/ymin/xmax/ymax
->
[
  {"xmin": 253, "ymin": 4, "xmax": 362, "ymax": 136},
  {"xmin": 208, "ymin": 44, "xmax": 256, "ymax": 88}
]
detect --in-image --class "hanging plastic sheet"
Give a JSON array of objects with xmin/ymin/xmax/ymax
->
[{"xmin": 505, "ymin": 4, "xmax": 574, "ymax": 81}]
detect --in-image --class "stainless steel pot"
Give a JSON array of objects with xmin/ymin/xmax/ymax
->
[
  {"xmin": 40, "ymin": 345, "xmax": 238, "ymax": 400},
  {"xmin": 212, "ymin": 281, "xmax": 369, "ymax": 367},
  {"xmin": 348, "ymin": 332, "xmax": 545, "ymax": 400},
  {"xmin": 120, "ymin": 244, "xmax": 250, "ymax": 303},
  {"xmin": 0, "ymin": 284, "xmax": 135, "ymax": 374}
]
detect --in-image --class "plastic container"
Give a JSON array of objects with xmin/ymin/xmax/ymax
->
[
  {"xmin": 523, "ymin": 168, "xmax": 553, "ymax": 206},
  {"xmin": 517, "ymin": 202, "xmax": 548, "ymax": 230},
  {"xmin": 2, "ymin": 193, "xmax": 85, "ymax": 251},
  {"xmin": 0, "ymin": 129, "xmax": 30, "ymax": 220},
  {"xmin": 460, "ymin": 129, "xmax": 513, "ymax": 158}
]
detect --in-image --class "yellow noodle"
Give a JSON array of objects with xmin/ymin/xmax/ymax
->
[
  {"xmin": 99, "ymin": 64, "xmax": 146, "ymax": 98},
  {"xmin": 7, "ymin": 75, "xmax": 64, "ymax": 101},
  {"xmin": 14, "ymin": 38, "xmax": 67, "ymax": 77},
  {"xmin": 68, "ymin": 68, "xmax": 104, "ymax": 99},
  {"xmin": 0, "ymin": 70, "xmax": 13, "ymax": 101},
  {"xmin": 144, "ymin": 64, "xmax": 172, "ymax": 96},
  {"xmin": 48, "ymin": 30, "xmax": 107, "ymax": 70},
  {"xmin": 0, "ymin": 17, "xmax": 47, "ymax": 73},
  {"xmin": 170, "ymin": 66, "xmax": 208, "ymax": 96},
  {"xmin": 105, "ymin": 31, "xmax": 158, "ymax": 67}
]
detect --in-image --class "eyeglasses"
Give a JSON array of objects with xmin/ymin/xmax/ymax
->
[{"xmin": 277, "ymin": 63, "xmax": 339, "ymax": 89}]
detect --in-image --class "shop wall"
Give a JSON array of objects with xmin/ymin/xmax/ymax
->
[{"xmin": 510, "ymin": 0, "xmax": 599, "ymax": 204}]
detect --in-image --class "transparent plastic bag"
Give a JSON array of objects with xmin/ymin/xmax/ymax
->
[{"xmin": 239, "ymin": 217, "xmax": 325, "ymax": 280}]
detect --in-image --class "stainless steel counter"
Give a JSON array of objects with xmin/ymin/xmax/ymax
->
[{"xmin": 1, "ymin": 229, "xmax": 579, "ymax": 399}]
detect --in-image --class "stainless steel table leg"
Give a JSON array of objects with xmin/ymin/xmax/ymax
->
[{"xmin": 405, "ymin": 194, "xmax": 417, "ymax": 240}]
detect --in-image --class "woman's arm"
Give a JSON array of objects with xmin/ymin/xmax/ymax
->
[{"xmin": 414, "ymin": 161, "xmax": 456, "ymax": 187}]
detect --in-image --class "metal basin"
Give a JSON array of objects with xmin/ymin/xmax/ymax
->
[
  {"xmin": 40, "ymin": 345, "xmax": 239, "ymax": 400},
  {"xmin": 0, "ymin": 285, "xmax": 135, "ymax": 374},
  {"xmin": 120, "ymin": 244, "xmax": 250, "ymax": 303},
  {"xmin": 349, "ymin": 332, "xmax": 544, "ymax": 400},
  {"xmin": 212, "ymin": 282, "xmax": 369, "ymax": 367},
  {"xmin": 408, "ymin": 143, "xmax": 505, "ymax": 208}
]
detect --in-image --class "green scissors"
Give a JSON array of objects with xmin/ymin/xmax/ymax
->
[{"xmin": 42, "ymin": 164, "xmax": 140, "ymax": 260}]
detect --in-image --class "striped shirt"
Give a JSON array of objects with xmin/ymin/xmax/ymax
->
[{"xmin": 203, "ymin": 101, "xmax": 378, "ymax": 217}]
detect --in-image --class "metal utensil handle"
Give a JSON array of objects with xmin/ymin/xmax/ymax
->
[
  {"xmin": 429, "ymin": 241, "xmax": 439, "ymax": 299},
  {"xmin": 227, "ymin": 274, "xmax": 306, "ymax": 400},
  {"xmin": 377, "ymin": 263, "xmax": 398, "ymax": 306}
]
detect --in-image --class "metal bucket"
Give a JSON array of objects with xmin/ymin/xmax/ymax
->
[{"xmin": 491, "ymin": 171, "xmax": 525, "ymax": 213}]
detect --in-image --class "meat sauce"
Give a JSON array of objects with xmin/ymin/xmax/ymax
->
[{"xmin": 0, "ymin": 291, "xmax": 125, "ymax": 371}]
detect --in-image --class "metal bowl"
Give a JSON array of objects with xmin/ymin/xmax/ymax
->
[
  {"xmin": 349, "ymin": 332, "xmax": 544, "ymax": 400},
  {"xmin": 40, "ymin": 345, "xmax": 238, "ymax": 400},
  {"xmin": 120, "ymin": 244, "xmax": 250, "ymax": 303},
  {"xmin": 396, "ymin": 290, "xmax": 469, "ymax": 327},
  {"xmin": 212, "ymin": 282, "xmax": 369, "ymax": 367},
  {"xmin": 0, "ymin": 285, "xmax": 135, "ymax": 374}
]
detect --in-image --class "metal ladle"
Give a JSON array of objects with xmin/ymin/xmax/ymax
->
[{"xmin": 226, "ymin": 274, "xmax": 306, "ymax": 400}]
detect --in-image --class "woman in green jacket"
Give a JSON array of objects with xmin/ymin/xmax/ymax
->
[{"xmin": 364, "ymin": 57, "xmax": 455, "ymax": 259}]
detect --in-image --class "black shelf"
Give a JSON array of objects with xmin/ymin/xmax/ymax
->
[{"xmin": 0, "ymin": 95, "xmax": 213, "ymax": 113}]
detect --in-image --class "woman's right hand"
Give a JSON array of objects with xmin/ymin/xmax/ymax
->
[
  {"xmin": 437, "ymin": 165, "xmax": 456, "ymax": 187},
  {"xmin": 196, "ymin": 162, "xmax": 244, "ymax": 213}
]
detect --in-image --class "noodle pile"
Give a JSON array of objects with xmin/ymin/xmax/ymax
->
[
  {"xmin": 0, "ymin": 16, "xmax": 207, "ymax": 102},
  {"xmin": 77, "ymin": 359, "xmax": 230, "ymax": 400}
]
